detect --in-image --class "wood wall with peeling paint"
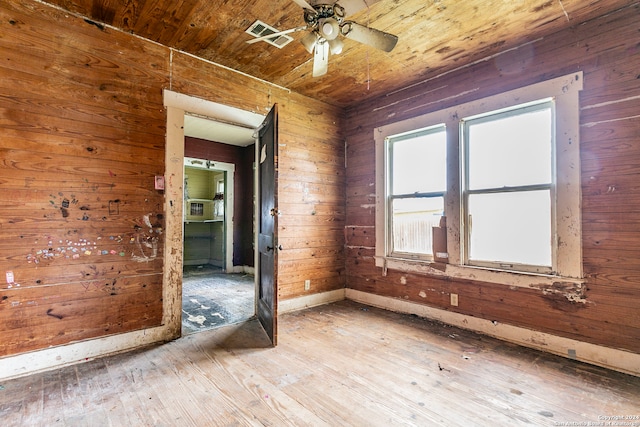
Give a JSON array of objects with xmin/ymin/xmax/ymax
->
[
  {"xmin": 344, "ymin": 4, "xmax": 640, "ymax": 354},
  {"xmin": 0, "ymin": 0, "xmax": 344, "ymax": 358}
]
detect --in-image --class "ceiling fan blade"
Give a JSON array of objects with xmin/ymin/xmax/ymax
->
[
  {"xmin": 338, "ymin": 0, "xmax": 383, "ymax": 17},
  {"xmin": 246, "ymin": 26, "xmax": 307, "ymax": 44},
  {"xmin": 312, "ymin": 41, "xmax": 329, "ymax": 77},
  {"xmin": 342, "ymin": 21, "xmax": 398, "ymax": 52},
  {"xmin": 291, "ymin": 0, "xmax": 315, "ymax": 11}
]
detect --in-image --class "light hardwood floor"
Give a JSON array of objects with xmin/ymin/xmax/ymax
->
[{"xmin": 1, "ymin": 300, "xmax": 639, "ymax": 426}]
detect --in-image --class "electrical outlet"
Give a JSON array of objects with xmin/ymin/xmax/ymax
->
[
  {"xmin": 304, "ymin": 279, "xmax": 311, "ymax": 291},
  {"xmin": 450, "ymin": 293, "xmax": 459, "ymax": 306}
]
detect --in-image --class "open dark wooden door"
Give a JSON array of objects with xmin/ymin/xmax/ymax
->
[{"xmin": 257, "ymin": 104, "xmax": 278, "ymax": 346}]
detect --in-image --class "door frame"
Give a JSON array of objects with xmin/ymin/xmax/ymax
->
[{"xmin": 163, "ymin": 90, "xmax": 265, "ymax": 337}]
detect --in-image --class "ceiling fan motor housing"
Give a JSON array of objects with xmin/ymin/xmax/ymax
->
[{"xmin": 305, "ymin": 4, "xmax": 345, "ymax": 30}]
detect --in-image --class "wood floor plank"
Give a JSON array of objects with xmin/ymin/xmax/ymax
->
[
  {"xmin": 273, "ymin": 322, "xmax": 465, "ymax": 424},
  {"xmin": 106, "ymin": 350, "xmax": 178, "ymax": 426},
  {"xmin": 235, "ymin": 347, "xmax": 402, "ymax": 426},
  {"xmin": 0, "ymin": 300, "xmax": 638, "ymax": 426},
  {"xmin": 17, "ymin": 375, "xmax": 44, "ymax": 426},
  {"xmin": 40, "ymin": 370, "xmax": 66, "ymax": 426},
  {"xmin": 276, "ymin": 309, "xmax": 526, "ymax": 426},
  {"xmin": 158, "ymin": 336, "xmax": 273, "ymax": 426},
  {"xmin": 182, "ymin": 326, "xmax": 332, "ymax": 426},
  {"xmin": 75, "ymin": 358, "xmax": 126, "ymax": 426}
]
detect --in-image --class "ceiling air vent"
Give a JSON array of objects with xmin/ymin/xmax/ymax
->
[{"xmin": 246, "ymin": 20, "xmax": 293, "ymax": 49}]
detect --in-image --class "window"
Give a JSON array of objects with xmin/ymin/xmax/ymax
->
[
  {"xmin": 190, "ymin": 202, "xmax": 204, "ymax": 217},
  {"xmin": 387, "ymin": 125, "xmax": 446, "ymax": 259},
  {"xmin": 374, "ymin": 73, "xmax": 583, "ymax": 287},
  {"xmin": 462, "ymin": 100, "xmax": 554, "ymax": 274}
]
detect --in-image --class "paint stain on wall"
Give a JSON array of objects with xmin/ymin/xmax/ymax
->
[{"xmin": 21, "ymin": 213, "xmax": 163, "ymax": 268}]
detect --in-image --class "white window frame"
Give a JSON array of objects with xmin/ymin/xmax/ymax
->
[
  {"xmin": 461, "ymin": 98, "xmax": 555, "ymax": 274},
  {"xmin": 386, "ymin": 124, "xmax": 447, "ymax": 261},
  {"xmin": 374, "ymin": 72, "xmax": 583, "ymax": 289}
]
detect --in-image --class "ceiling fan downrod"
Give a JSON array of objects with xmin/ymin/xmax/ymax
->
[{"xmin": 303, "ymin": 4, "xmax": 346, "ymax": 28}]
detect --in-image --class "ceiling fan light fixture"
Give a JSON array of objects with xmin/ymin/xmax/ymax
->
[
  {"xmin": 328, "ymin": 38, "xmax": 343, "ymax": 55},
  {"xmin": 301, "ymin": 31, "xmax": 318, "ymax": 54},
  {"xmin": 319, "ymin": 18, "xmax": 340, "ymax": 40}
]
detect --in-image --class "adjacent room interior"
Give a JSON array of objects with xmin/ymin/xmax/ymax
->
[
  {"xmin": 0, "ymin": 0, "xmax": 639, "ymax": 425},
  {"xmin": 181, "ymin": 115, "xmax": 257, "ymax": 334}
]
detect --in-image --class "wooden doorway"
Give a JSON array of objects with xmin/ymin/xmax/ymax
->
[
  {"xmin": 163, "ymin": 90, "xmax": 267, "ymax": 339},
  {"xmin": 181, "ymin": 156, "xmax": 255, "ymax": 334}
]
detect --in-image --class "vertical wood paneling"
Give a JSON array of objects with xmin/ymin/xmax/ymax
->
[{"xmin": 344, "ymin": 4, "xmax": 640, "ymax": 353}]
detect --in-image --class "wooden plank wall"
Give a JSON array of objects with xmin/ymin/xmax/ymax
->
[
  {"xmin": 0, "ymin": 1, "xmax": 168, "ymax": 356},
  {"xmin": 0, "ymin": 0, "xmax": 345, "ymax": 358},
  {"xmin": 344, "ymin": 4, "xmax": 640, "ymax": 354},
  {"xmin": 171, "ymin": 52, "xmax": 347, "ymax": 301},
  {"xmin": 185, "ymin": 138, "xmax": 254, "ymax": 267}
]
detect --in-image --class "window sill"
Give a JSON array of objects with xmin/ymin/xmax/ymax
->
[{"xmin": 375, "ymin": 256, "xmax": 586, "ymax": 301}]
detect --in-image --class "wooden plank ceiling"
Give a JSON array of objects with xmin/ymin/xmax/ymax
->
[{"xmin": 42, "ymin": 0, "xmax": 632, "ymax": 107}]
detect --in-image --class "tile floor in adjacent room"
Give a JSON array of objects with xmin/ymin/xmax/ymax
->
[{"xmin": 181, "ymin": 265, "xmax": 255, "ymax": 335}]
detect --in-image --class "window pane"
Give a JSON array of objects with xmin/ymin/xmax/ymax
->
[
  {"xmin": 467, "ymin": 190, "xmax": 551, "ymax": 267},
  {"xmin": 467, "ymin": 106, "xmax": 552, "ymax": 190},
  {"xmin": 392, "ymin": 197, "xmax": 443, "ymax": 255},
  {"xmin": 391, "ymin": 128, "xmax": 446, "ymax": 195}
]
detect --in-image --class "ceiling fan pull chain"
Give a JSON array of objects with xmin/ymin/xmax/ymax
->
[
  {"xmin": 365, "ymin": 0, "xmax": 371, "ymax": 90},
  {"xmin": 367, "ymin": 50, "xmax": 370, "ymax": 91}
]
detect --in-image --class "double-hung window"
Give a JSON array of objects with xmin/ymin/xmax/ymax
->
[
  {"xmin": 387, "ymin": 125, "xmax": 446, "ymax": 260},
  {"xmin": 462, "ymin": 100, "xmax": 554, "ymax": 274},
  {"xmin": 375, "ymin": 72, "xmax": 583, "ymax": 287}
]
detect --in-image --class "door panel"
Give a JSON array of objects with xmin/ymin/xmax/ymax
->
[{"xmin": 257, "ymin": 104, "xmax": 278, "ymax": 346}]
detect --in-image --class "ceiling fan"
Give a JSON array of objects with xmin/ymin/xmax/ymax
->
[{"xmin": 246, "ymin": 0, "xmax": 398, "ymax": 77}]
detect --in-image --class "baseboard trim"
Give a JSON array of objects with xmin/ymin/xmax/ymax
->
[
  {"xmin": 346, "ymin": 289, "xmax": 639, "ymax": 377},
  {"xmin": 229, "ymin": 265, "xmax": 255, "ymax": 274},
  {"xmin": 0, "ymin": 325, "xmax": 172, "ymax": 381},
  {"xmin": 279, "ymin": 289, "xmax": 346, "ymax": 314},
  {"xmin": 4, "ymin": 288, "xmax": 635, "ymax": 381}
]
